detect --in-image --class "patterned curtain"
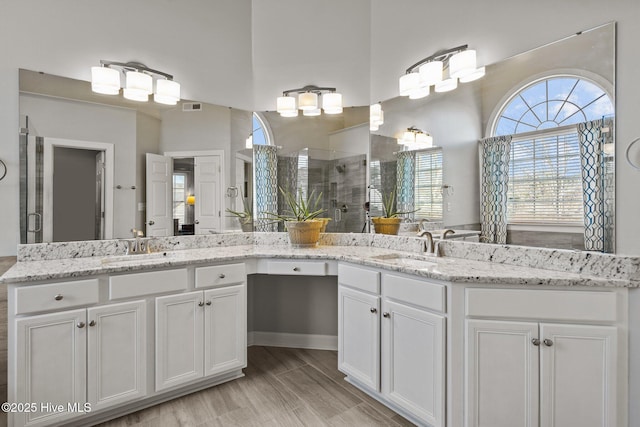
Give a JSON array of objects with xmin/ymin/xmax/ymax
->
[
  {"xmin": 396, "ymin": 151, "xmax": 415, "ymax": 220},
  {"xmin": 577, "ymin": 118, "xmax": 615, "ymax": 252},
  {"xmin": 479, "ymin": 135, "xmax": 512, "ymax": 244},
  {"xmin": 253, "ymin": 145, "xmax": 278, "ymax": 232}
]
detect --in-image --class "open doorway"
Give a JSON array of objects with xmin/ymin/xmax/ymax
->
[{"xmin": 172, "ymin": 158, "xmax": 195, "ymax": 235}]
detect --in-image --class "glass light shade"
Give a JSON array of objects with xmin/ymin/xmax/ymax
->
[
  {"xmin": 186, "ymin": 195, "xmax": 195, "ymax": 206},
  {"xmin": 415, "ymin": 132, "xmax": 433, "ymax": 147},
  {"xmin": 303, "ymin": 108, "xmax": 321, "ymax": 116},
  {"xmin": 435, "ymin": 78, "xmax": 458, "ymax": 93},
  {"xmin": 399, "ymin": 72, "xmax": 420, "ymax": 96},
  {"xmin": 419, "ymin": 61, "xmax": 443, "ymax": 86},
  {"xmin": 276, "ymin": 96, "xmax": 296, "ymax": 113},
  {"xmin": 298, "ymin": 92, "xmax": 318, "ymax": 110},
  {"xmin": 370, "ymin": 103, "xmax": 382, "ymax": 119},
  {"xmin": 459, "ymin": 66, "xmax": 486, "ymax": 83},
  {"xmin": 280, "ymin": 109, "xmax": 299, "ymax": 118},
  {"xmin": 245, "ymin": 135, "xmax": 253, "ymax": 149},
  {"xmin": 409, "ymin": 86, "xmax": 430, "ymax": 100},
  {"xmin": 371, "ymin": 110, "xmax": 384, "ymax": 127},
  {"xmin": 323, "ymin": 92, "xmax": 343, "ymax": 114},
  {"xmin": 402, "ymin": 131, "xmax": 416, "ymax": 144},
  {"xmin": 449, "ymin": 49, "xmax": 477, "ymax": 78},
  {"xmin": 370, "ymin": 123, "xmax": 379, "ymax": 131},
  {"xmin": 124, "ymin": 71, "xmax": 152, "ymax": 101},
  {"xmin": 91, "ymin": 66, "xmax": 120, "ymax": 95},
  {"xmin": 397, "ymin": 138, "xmax": 405, "ymax": 145},
  {"xmin": 154, "ymin": 79, "xmax": 181, "ymax": 105}
]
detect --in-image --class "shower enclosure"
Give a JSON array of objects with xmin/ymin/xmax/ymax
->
[{"xmin": 277, "ymin": 148, "xmax": 367, "ymax": 233}]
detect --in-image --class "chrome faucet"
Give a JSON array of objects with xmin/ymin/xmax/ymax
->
[
  {"xmin": 433, "ymin": 229, "xmax": 455, "ymax": 257},
  {"xmin": 417, "ymin": 230, "xmax": 434, "ymax": 254},
  {"xmin": 442, "ymin": 229, "xmax": 456, "ymax": 239},
  {"xmin": 127, "ymin": 229, "xmax": 151, "ymax": 255}
]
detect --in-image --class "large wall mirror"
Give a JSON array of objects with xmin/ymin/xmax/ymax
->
[{"xmin": 372, "ymin": 22, "xmax": 615, "ymax": 252}]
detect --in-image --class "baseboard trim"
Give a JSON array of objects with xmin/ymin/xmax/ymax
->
[{"xmin": 248, "ymin": 331, "xmax": 338, "ymax": 351}]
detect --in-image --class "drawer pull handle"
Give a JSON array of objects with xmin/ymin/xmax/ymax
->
[
  {"xmin": 77, "ymin": 322, "xmax": 86, "ymax": 329},
  {"xmin": 531, "ymin": 338, "xmax": 540, "ymax": 346},
  {"xmin": 206, "ymin": 301, "xmax": 212, "ymax": 306},
  {"xmin": 89, "ymin": 320, "xmax": 96, "ymax": 327},
  {"xmin": 370, "ymin": 307, "xmax": 377, "ymax": 314},
  {"xmin": 293, "ymin": 267, "xmax": 300, "ymax": 272},
  {"xmin": 383, "ymin": 312, "xmax": 390, "ymax": 318},
  {"xmin": 219, "ymin": 273, "xmax": 226, "ymax": 279},
  {"xmin": 198, "ymin": 301, "xmax": 205, "ymax": 307},
  {"xmin": 543, "ymin": 339, "xmax": 553, "ymax": 347},
  {"xmin": 54, "ymin": 294, "xmax": 63, "ymax": 301}
]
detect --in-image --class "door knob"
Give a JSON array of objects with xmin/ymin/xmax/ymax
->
[
  {"xmin": 370, "ymin": 307, "xmax": 377, "ymax": 314},
  {"xmin": 543, "ymin": 339, "xmax": 554, "ymax": 347},
  {"xmin": 89, "ymin": 320, "xmax": 96, "ymax": 327},
  {"xmin": 195, "ymin": 220, "xmax": 200, "ymax": 224},
  {"xmin": 198, "ymin": 301, "xmax": 205, "ymax": 307},
  {"xmin": 77, "ymin": 322, "xmax": 86, "ymax": 328},
  {"xmin": 148, "ymin": 220, "xmax": 155, "ymax": 225},
  {"xmin": 219, "ymin": 273, "xmax": 226, "ymax": 279},
  {"xmin": 206, "ymin": 301, "xmax": 212, "ymax": 306},
  {"xmin": 531, "ymin": 338, "xmax": 541, "ymax": 346},
  {"xmin": 383, "ymin": 312, "xmax": 390, "ymax": 318},
  {"xmin": 54, "ymin": 294, "xmax": 63, "ymax": 301}
]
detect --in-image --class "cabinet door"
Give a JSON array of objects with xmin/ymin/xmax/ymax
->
[
  {"xmin": 382, "ymin": 300, "xmax": 445, "ymax": 427},
  {"xmin": 466, "ymin": 319, "xmax": 539, "ymax": 427},
  {"xmin": 156, "ymin": 291, "xmax": 204, "ymax": 391},
  {"xmin": 15, "ymin": 309, "xmax": 86, "ymax": 427},
  {"xmin": 203, "ymin": 284, "xmax": 247, "ymax": 377},
  {"xmin": 539, "ymin": 323, "xmax": 617, "ymax": 427},
  {"xmin": 87, "ymin": 301, "xmax": 147, "ymax": 410},
  {"xmin": 338, "ymin": 285, "xmax": 380, "ymax": 391}
]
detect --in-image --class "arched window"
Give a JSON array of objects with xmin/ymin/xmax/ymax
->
[
  {"xmin": 251, "ymin": 113, "xmax": 271, "ymax": 145},
  {"xmin": 491, "ymin": 75, "xmax": 613, "ymax": 224}
]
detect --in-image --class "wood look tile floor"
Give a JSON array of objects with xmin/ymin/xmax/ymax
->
[{"xmin": 98, "ymin": 346, "xmax": 415, "ymax": 427}]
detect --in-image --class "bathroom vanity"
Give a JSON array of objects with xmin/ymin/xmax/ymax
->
[{"xmin": 1, "ymin": 233, "xmax": 636, "ymax": 427}]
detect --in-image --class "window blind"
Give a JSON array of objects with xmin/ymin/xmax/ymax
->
[
  {"xmin": 508, "ymin": 130, "xmax": 583, "ymax": 224},
  {"xmin": 415, "ymin": 149, "xmax": 443, "ymax": 220}
]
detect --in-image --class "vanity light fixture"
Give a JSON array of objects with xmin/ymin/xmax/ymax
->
[
  {"xmin": 370, "ymin": 103, "xmax": 384, "ymax": 131},
  {"xmin": 397, "ymin": 127, "xmax": 433, "ymax": 150},
  {"xmin": 276, "ymin": 85, "xmax": 343, "ymax": 117},
  {"xmin": 399, "ymin": 44, "xmax": 485, "ymax": 98},
  {"xmin": 91, "ymin": 60, "xmax": 181, "ymax": 105}
]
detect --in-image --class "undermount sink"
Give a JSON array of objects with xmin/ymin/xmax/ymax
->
[
  {"xmin": 101, "ymin": 251, "xmax": 179, "ymax": 266},
  {"xmin": 369, "ymin": 253, "xmax": 438, "ymax": 269}
]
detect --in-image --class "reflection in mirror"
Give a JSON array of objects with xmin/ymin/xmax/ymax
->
[
  {"xmin": 19, "ymin": 69, "xmax": 252, "ymax": 243},
  {"xmin": 372, "ymin": 22, "xmax": 615, "ymax": 252},
  {"xmin": 251, "ymin": 108, "xmax": 369, "ymax": 233}
]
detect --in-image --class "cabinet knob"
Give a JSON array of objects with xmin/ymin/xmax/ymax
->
[
  {"xmin": 370, "ymin": 307, "xmax": 377, "ymax": 314},
  {"xmin": 206, "ymin": 301, "xmax": 212, "ymax": 306},
  {"xmin": 543, "ymin": 339, "xmax": 553, "ymax": 347},
  {"xmin": 219, "ymin": 273, "xmax": 226, "ymax": 279},
  {"xmin": 54, "ymin": 294, "xmax": 63, "ymax": 301},
  {"xmin": 77, "ymin": 322, "xmax": 86, "ymax": 329},
  {"xmin": 293, "ymin": 267, "xmax": 300, "ymax": 272},
  {"xmin": 198, "ymin": 301, "xmax": 205, "ymax": 307},
  {"xmin": 89, "ymin": 320, "xmax": 96, "ymax": 327},
  {"xmin": 148, "ymin": 220, "xmax": 155, "ymax": 226},
  {"xmin": 383, "ymin": 312, "xmax": 390, "ymax": 318},
  {"xmin": 531, "ymin": 338, "xmax": 540, "ymax": 346}
]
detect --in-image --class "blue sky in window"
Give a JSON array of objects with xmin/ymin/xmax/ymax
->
[{"xmin": 252, "ymin": 114, "xmax": 268, "ymax": 145}]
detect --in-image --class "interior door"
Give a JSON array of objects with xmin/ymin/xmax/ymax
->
[
  {"xmin": 145, "ymin": 153, "xmax": 173, "ymax": 236},
  {"xmin": 194, "ymin": 155, "xmax": 222, "ymax": 234}
]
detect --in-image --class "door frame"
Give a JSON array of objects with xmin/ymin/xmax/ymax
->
[
  {"xmin": 43, "ymin": 138, "xmax": 114, "ymax": 242},
  {"xmin": 163, "ymin": 150, "xmax": 225, "ymax": 232}
]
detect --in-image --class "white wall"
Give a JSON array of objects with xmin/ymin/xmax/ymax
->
[{"xmin": 20, "ymin": 93, "xmax": 137, "ymax": 239}]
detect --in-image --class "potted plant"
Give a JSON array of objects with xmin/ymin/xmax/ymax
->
[
  {"xmin": 268, "ymin": 187, "xmax": 326, "ymax": 247},
  {"xmin": 371, "ymin": 190, "xmax": 417, "ymax": 235},
  {"xmin": 226, "ymin": 191, "xmax": 253, "ymax": 232}
]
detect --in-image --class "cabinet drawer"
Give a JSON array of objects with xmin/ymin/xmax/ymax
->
[
  {"xmin": 15, "ymin": 279, "xmax": 99, "ymax": 315},
  {"xmin": 266, "ymin": 260, "xmax": 327, "ymax": 276},
  {"xmin": 338, "ymin": 263, "xmax": 380, "ymax": 294},
  {"xmin": 383, "ymin": 274, "xmax": 446, "ymax": 313},
  {"xmin": 196, "ymin": 263, "xmax": 246, "ymax": 288},
  {"xmin": 109, "ymin": 268, "xmax": 187, "ymax": 300},
  {"xmin": 466, "ymin": 288, "xmax": 617, "ymax": 322}
]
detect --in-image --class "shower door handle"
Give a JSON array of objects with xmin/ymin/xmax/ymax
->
[
  {"xmin": 27, "ymin": 213, "xmax": 42, "ymax": 233},
  {"xmin": 334, "ymin": 208, "xmax": 342, "ymax": 222}
]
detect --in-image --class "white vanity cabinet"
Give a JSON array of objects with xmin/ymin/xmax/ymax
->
[
  {"xmin": 155, "ymin": 264, "xmax": 247, "ymax": 391},
  {"xmin": 338, "ymin": 263, "xmax": 446, "ymax": 427},
  {"xmin": 13, "ymin": 298, "xmax": 147, "ymax": 427},
  {"xmin": 465, "ymin": 288, "xmax": 620, "ymax": 427}
]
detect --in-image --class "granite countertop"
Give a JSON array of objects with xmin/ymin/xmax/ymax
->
[{"xmin": 1, "ymin": 243, "xmax": 635, "ymax": 288}]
